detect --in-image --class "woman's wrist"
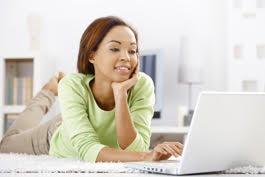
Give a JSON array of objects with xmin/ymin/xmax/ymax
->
[
  {"xmin": 142, "ymin": 151, "xmax": 152, "ymax": 161},
  {"xmin": 136, "ymin": 151, "xmax": 150, "ymax": 161},
  {"xmin": 113, "ymin": 90, "xmax": 128, "ymax": 101}
]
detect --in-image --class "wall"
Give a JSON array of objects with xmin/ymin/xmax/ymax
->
[
  {"xmin": 226, "ymin": 0, "xmax": 265, "ymax": 92},
  {"xmin": 0, "ymin": 0, "xmax": 226, "ymax": 125}
]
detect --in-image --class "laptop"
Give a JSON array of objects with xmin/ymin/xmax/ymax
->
[{"xmin": 125, "ymin": 92, "xmax": 265, "ymax": 175}]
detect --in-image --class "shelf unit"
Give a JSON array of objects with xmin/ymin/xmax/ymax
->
[
  {"xmin": 226, "ymin": 0, "xmax": 265, "ymax": 92},
  {"xmin": 3, "ymin": 105, "xmax": 26, "ymax": 114},
  {"xmin": 0, "ymin": 52, "xmax": 41, "ymax": 138}
]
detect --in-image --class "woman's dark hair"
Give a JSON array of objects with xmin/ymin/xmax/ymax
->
[{"xmin": 77, "ymin": 16, "xmax": 138, "ymax": 75}]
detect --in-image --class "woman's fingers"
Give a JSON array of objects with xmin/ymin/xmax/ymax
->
[
  {"xmin": 175, "ymin": 142, "xmax": 184, "ymax": 150},
  {"xmin": 168, "ymin": 144, "xmax": 182, "ymax": 156},
  {"xmin": 166, "ymin": 142, "xmax": 184, "ymax": 151},
  {"xmin": 161, "ymin": 142, "xmax": 184, "ymax": 157},
  {"xmin": 127, "ymin": 74, "xmax": 138, "ymax": 88},
  {"xmin": 132, "ymin": 57, "xmax": 139, "ymax": 77},
  {"xmin": 151, "ymin": 142, "xmax": 184, "ymax": 161},
  {"xmin": 162, "ymin": 144, "xmax": 179, "ymax": 157},
  {"xmin": 154, "ymin": 144, "xmax": 168, "ymax": 155},
  {"xmin": 155, "ymin": 148, "xmax": 167, "ymax": 156},
  {"xmin": 166, "ymin": 142, "xmax": 184, "ymax": 149},
  {"xmin": 136, "ymin": 59, "xmax": 139, "ymax": 73}
]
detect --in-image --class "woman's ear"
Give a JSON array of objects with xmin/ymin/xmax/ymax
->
[
  {"xmin": 88, "ymin": 53, "xmax": 95, "ymax": 64},
  {"xmin": 89, "ymin": 57, "xmax": 95, "ymax": 64}
]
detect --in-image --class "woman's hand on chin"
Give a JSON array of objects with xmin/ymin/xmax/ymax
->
[{"xmin": 111, "ymin": 60, "xmax": 139, "ymax": 97}]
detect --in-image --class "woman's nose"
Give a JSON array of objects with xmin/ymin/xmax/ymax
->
[{"xmin": 120, "ymin": 51, "xmax": 130, "ymax": 61}]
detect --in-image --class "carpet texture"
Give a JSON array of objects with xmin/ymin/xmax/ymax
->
[
  {"xmin": 0, "ymin": 153, "xmax": 139, "ymax": 173},
  {"xmin": 0, "ymin": 153, "xmax": 264, "ymax": 174}
]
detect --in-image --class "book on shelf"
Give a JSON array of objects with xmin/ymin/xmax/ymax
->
[
  {"xmin": 18, "ymin": 77, "xmax": 23, "ymax": 105},
  {"xmin": 5, "ymin": 60, "xmax": 33, "ymax": 105},
  {"xmin": 7, "ymin": 76, "xmax": 13, "ymax": 105},
  {"xmin": 6, "ymin": 62, "xmax": 16, "ymax": 105},
  {"xmin": 8, "ymin": 76, "xmax": 33, "ymax": 105},
  {"xmin": 27, "ymin": 77, "xmax": 33, "ymax": 105},
  {"xmin": 13, "ymin": 77, "xmax": 18, "ymax": 105}
]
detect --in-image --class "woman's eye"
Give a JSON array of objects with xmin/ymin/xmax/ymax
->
[
  {"xmin": 129, "ymin": 50, "xmax": 136, "ymax": 54},
  {"xmin": 110, "ymin": 48, "xmax": 119, "ymax": 52}
]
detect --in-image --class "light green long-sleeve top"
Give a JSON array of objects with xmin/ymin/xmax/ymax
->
[{"xmin": 49, "ymin": 72, "xmax": 155, "ymax": 162}]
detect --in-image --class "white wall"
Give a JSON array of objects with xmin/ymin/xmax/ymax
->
[
  {"xmin": 226, "ymin": 0, "xmax": 265, "ymax": 92},
  {"xmin": 0, "ymin": 0, "xmax": 226, "ymax": 125}
]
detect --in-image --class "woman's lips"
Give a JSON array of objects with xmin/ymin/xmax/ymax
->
[{"xmin": 114, "ymin": 66, "xmax": 130, "ymax": 73}]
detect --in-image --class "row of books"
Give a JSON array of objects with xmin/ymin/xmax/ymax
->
[
  {"xmin": 7, "ymin": 76, "xmax": 33, "ymax": 105},
  {"xmin": 5, "ymin": 114, "xmax": 18, "ymax": 132}
]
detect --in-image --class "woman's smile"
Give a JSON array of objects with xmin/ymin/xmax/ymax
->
[{"xmin": 114, "ymin": 65, "xmax": 131, "ymax": 74}]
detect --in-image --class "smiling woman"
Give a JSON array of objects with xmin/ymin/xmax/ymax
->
[{"xmin": 0, "ymin": 16, "xmax": 184, "ymax": 163}]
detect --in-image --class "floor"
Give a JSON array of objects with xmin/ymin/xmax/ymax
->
[{"xmin": 0, "ymin": 173, "xmax": 263, "ymax": 177}]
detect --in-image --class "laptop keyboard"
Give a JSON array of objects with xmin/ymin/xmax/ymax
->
[{"xmin": 134, "ymin": 159, "xmax": 181, "ymax": 168}]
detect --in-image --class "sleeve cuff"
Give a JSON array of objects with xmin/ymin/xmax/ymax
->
[
  {"xmin": 117, "ymin": 133, "xmax": 145, "ymax": 151},
  {"xmin": 83, "ymin": 144, "xmax": 106, "ymax": 162}
]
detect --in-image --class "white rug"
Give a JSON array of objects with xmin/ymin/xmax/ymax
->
[
  {"xmin": 0, "ymin": 153, "xmax": 264, "ymax": 174},
  {"xmin": 0, "ymin": 153, "xmax": 139, "ymax": 173}
]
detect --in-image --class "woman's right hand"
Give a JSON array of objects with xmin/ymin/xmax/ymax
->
[{"xmin": 144, "ymin": 142, "xmax": 184, "ymax": 161}]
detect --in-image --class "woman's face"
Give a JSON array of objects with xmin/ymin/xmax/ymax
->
[{"xmin": 90, "ymin": 26, "xmax": 138, "ymax": 82}]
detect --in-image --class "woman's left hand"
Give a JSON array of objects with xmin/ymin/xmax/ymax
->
[{"xmin": 111, "ymin": 59, "xmax": 139, "ymax": 96}]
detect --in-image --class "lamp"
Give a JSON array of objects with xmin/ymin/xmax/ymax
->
[
  {"xmin": 178, "ymin": 36, "xmax": 204, "ymax": 126},
  {"xmin": 179, "ymin": 65, "xmax": 203, "ymax": 126}
]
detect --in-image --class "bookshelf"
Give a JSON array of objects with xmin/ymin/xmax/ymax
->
[
  {"xmin": 5, "ymin": 58, "xmax": 34, "ymax": 106},
  {"xmin": 0, "ymin": 52, "xmax": 41, "ymax": 139},
  {"xmin": 3, "ymin": 105, "xmax": 26, "ymax": 114}
]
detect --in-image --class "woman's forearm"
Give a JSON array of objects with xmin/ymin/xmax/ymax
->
[
  {"xmin": 96, "ymin": 147, "xmax": 147, "ymax": 162},
  {"xmin": 114, "ymin": 91, "xmax": 137, "ymax": 149}
]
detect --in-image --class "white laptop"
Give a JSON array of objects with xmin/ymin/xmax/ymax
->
[{"xmin": 125, "ymin": 92, "xmax": 265, "ymax": 175}]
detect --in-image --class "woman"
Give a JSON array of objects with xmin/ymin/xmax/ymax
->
[{"xmin": 0, "ymin": 16, "xmax": 183, "ymax": 162}]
